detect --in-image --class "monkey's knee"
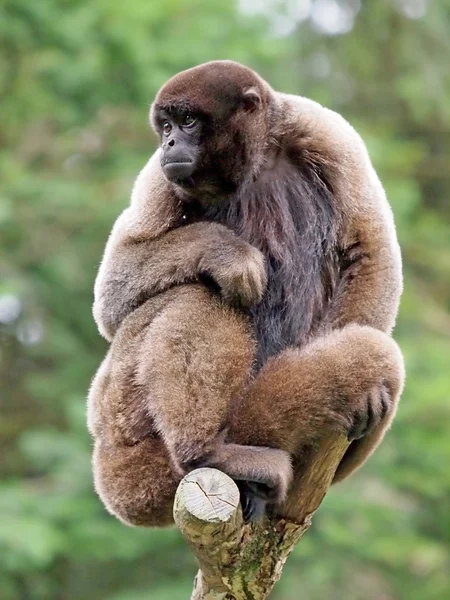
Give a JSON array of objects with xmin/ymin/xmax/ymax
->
[
  {"xmin": 93, "ymin": 440, "xmax": 179, "ymax": 528},
  {"xmin": 315, "ymin": 326, "xmax": 403, "ymax": 438},
  {"xmin": 139, "ymin": 285, "xmax": 255, "ymax": 381},
  {"xmin": 144, "ymin": 283, "xmax": 255, "ymax": 353},
  {"xmin": 309, "ymin": 324, "xmax": 404, "ymax": 401}
]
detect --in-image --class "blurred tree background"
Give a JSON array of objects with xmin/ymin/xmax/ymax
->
[{"xmin": 1, "ymin": 0, "xmax": 449, "ymax": 598}]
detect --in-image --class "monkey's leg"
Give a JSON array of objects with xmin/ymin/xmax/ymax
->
[
  {"xmin": 134, "ymin": 284, "xmax": 293, "ymax": 521},
  {"xmin": 135, "ymin": 284, "xmax": 258, "ymax": 473},
  {"xmin": 93, "ymin": 437, "xmax": 180, "ymax": 527},
  {"xmin": 229, "ymin": 324, "xmax": 404, "ymax": 481}
]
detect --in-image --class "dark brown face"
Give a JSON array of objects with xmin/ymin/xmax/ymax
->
[
  {"xmin": 150, "ymin": 61, "xmax": 269, "ymax": 198},
  {"xmin": 152, "ymin": 107, "xmax": 203, "ymax": 184}
]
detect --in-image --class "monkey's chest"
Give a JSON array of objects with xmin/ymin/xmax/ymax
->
[
  {"xmin": 181, "ymin": 179, "xmax": 337, "ymax": 367},
  {"xmin": 249, "ymin": 256, "xmax": 321, "ymax": 368}
]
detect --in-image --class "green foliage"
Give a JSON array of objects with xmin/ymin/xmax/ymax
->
[{"xmin": 1, "ymin": 1, "xmax": 449, "ymax": 598}]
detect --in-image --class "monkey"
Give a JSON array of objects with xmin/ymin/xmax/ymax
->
[{"xmin": 88, "ymin": 60, "xmax": 404, "ymax": 526}]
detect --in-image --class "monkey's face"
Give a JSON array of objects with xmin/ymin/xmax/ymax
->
[
  {"xmin": 151, "ymin": 106, "xmax": 241, "ymax": 198},
  {"xmin": 153, "ymin": 108, "xmax": 202, "ymax": 185},
  {"xmin": 150, "ymin": 61, "xmax": 270, "ymax": 200}
]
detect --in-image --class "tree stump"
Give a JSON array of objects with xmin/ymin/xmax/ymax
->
[{"xmin": 173, "ymin": 435, "xmax": 350, "ymax": 599}]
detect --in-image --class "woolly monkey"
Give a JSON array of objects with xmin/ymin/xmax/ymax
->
[{"xmin": 88, "ymin": 61, "xmax": 404, "ymax": 525}]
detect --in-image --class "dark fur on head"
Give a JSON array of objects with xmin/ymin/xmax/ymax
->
[{"xmin": 151, "ymin": 60, "xmax": 270, "ymax": 121}]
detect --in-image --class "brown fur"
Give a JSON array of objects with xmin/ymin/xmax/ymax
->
[{"xmin": 88, "ymin": 61, "xmax": 404, "ymax": 526}]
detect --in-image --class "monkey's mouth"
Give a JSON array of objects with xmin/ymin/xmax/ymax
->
[{"xmin": 162, "ymin": 160, "xmax": 195, "ymax": 182}]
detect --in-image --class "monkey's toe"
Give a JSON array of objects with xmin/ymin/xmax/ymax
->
[
  {"xmin": 347, "ymin": 383, "xmax": 392, "ymax": 441},
  {"xmin": 348, "ymin": 411, "xmax": 370, "ymax": 441},
  {"xmin": 237, "ymin": 482, "xmax": 270, "ymax": 522}
]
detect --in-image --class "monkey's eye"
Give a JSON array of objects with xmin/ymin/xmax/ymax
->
[
  {"xmin": 183, "ymin": 114, "xmax": 196, "ymax": 127},
  {"xmin": 162, "ymin": 121, "xmax": 172, "ymax": 136}
]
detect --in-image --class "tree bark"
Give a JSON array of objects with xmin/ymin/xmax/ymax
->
[{"xmin": 173, "ymin": 434, "xmax": 350, "ymax": 600}]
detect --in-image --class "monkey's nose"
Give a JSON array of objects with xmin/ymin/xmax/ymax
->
[{"xmin": 162, "ymin": 161, "xmax": 195, "ymax": 182}]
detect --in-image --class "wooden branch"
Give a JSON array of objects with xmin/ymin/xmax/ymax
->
[{"xmin": 173, "ymin": 434, "xmax": 350, "ymax": 599}]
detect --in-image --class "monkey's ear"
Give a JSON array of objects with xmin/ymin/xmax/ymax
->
[{"xmin": 242, "ymin": 87, "xmax": 261, "ymax": 112}]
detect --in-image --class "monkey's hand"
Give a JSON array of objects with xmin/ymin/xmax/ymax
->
[
  {"xmin": 94, "ymin": 220, "xmax": 267, "ymax": 340},
  {"xmin": 202, "ymin": 239, "xmax": 267, "ymax": 308}
]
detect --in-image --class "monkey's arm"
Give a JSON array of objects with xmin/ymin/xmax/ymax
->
[
  {"xmin": 93, "ymin": 153, "xmax": 265, "ymax": 341},
  {"xmin": 231, "ymin": 213, "xmax": 404, "ymax": 488},
  {"xmin": 94, "ymin": 220, "xmax": 266, "ymax": 341},
  {"xmin": 285, "ymin": 92, "xmax": 403, "ymax": 334},
  {"xmin": 328, "ymin": 198, "xmax": 402, "ymax": 334}
]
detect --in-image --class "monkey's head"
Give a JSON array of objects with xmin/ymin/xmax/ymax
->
[{"xmin": 150, "ymin": 61, "xmax": 272, "ymax": 199}]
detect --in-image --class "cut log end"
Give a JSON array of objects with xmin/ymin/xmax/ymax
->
[{"xmin": 174, "ymin": 467, "xmax": 240, "ymax": 524}]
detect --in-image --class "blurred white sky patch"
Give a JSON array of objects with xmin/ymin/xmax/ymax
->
[
  {"xmin": 239, "ymin": 0, "xmax": 312, "ymax": 37},
  {"xmin": 0, "ymin": 294, "xmax": 22, "ymax": 324},
  {"xmin": 239, "ymin": 0, "xmax": 363, "ymax": 37},
  {"xmin": 311, "ymin": 0, "xmax": 361, "ymax": 35},
  {"xmin": 239, "ymin": 0, "xmax": 428, "ymax": 37},
  {"xmin": 395, "ymin": 0, "xmax": 429, "ymax": 20}
]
